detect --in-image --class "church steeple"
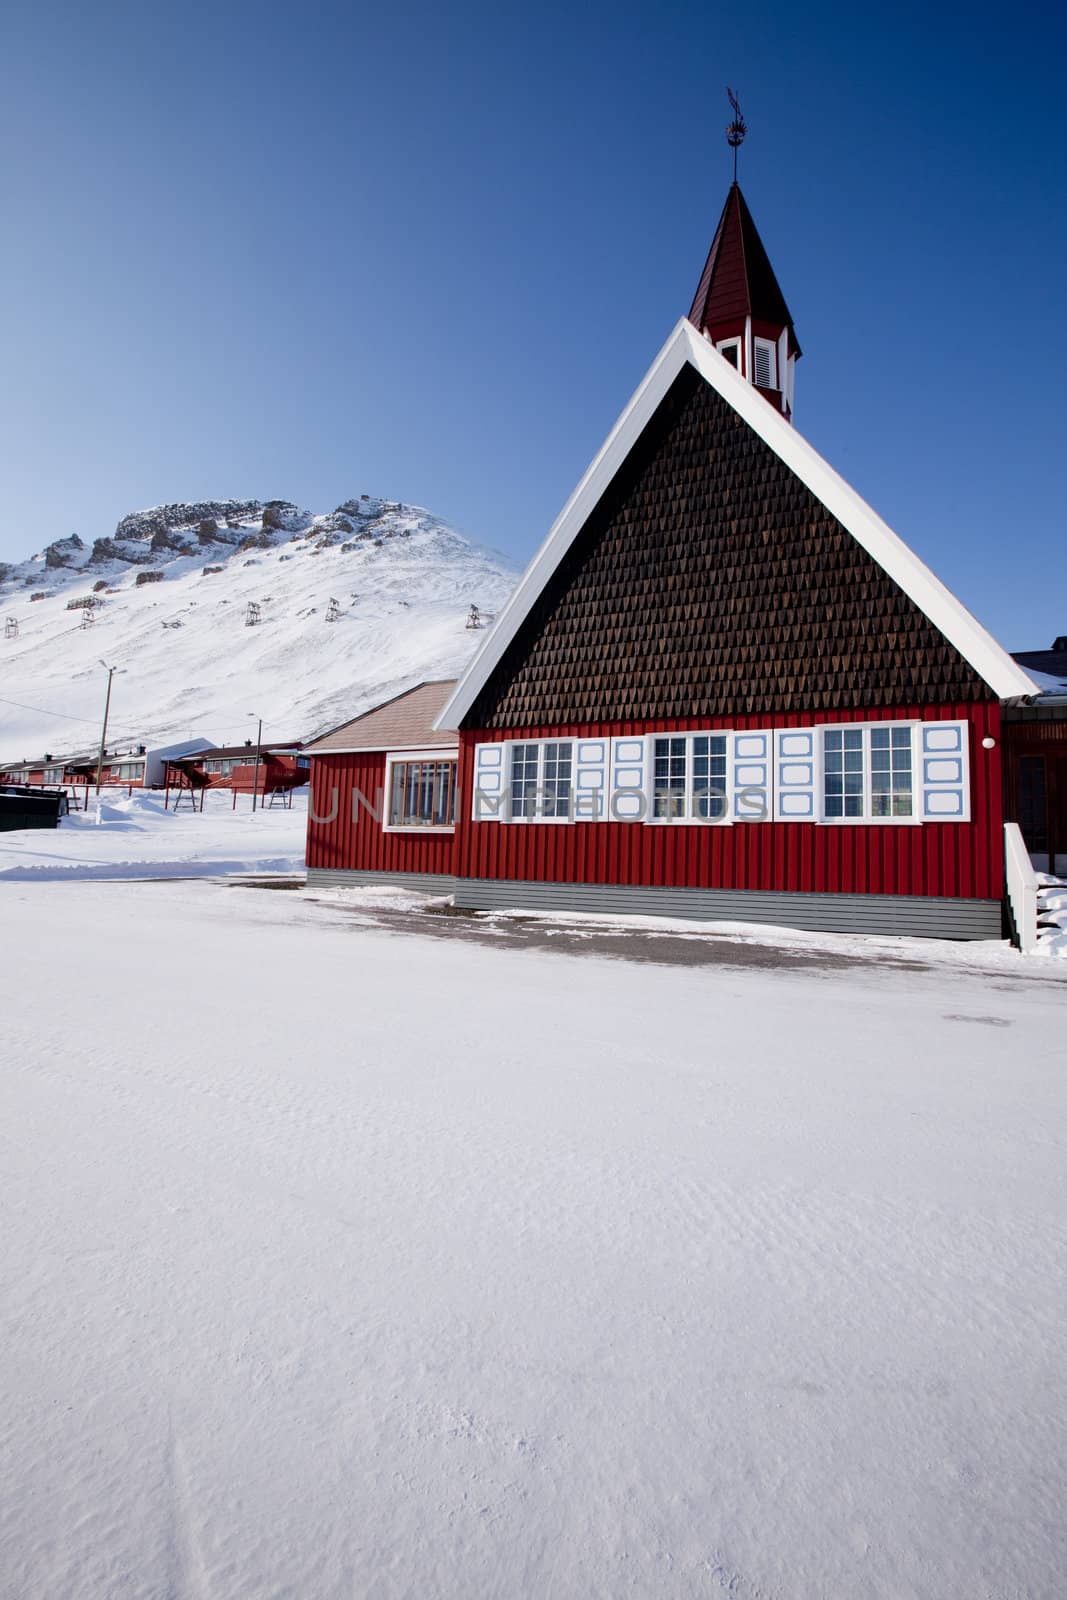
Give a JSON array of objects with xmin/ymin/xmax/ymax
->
[{"xmin": 687, "ymin": 113, "xmax": 801, "ymax": 421}]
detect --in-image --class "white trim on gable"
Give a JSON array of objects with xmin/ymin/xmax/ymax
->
[{"xmin": 435, "ymin": 320, "xmax": 1039, "ymax": 730}]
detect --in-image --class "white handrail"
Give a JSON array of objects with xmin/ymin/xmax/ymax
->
[{"xmin": 1004, "ymin": 821, "xmax": 1039, "ymax": 954}]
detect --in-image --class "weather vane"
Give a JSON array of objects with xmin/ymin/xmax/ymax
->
[{"xmin": 726, "ymin": 87, "xmax": 747, "ymax": 183}]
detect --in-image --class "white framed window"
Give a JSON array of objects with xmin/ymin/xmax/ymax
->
[
  {"xmin": 822, "ymin": 725, "xmax": 915, "ymax": 822},
  {"xmin": 113, "ymin": 761, "xmax": 143, "ymax": 781},
  {"xmin": 716, "ymin": 338, "xmax": 741, "ymax": 370},
  {"xmin": 651, "ymin": 734, "xmax": 729, "ymax": 822},
  {"xmin": 753, "ymin": 337, "xmax": 777, "ymax": 390},
  {"xmin": 384, "ymin": 752, "xmax": 457, "ymax": 831},
  {"xmin": 43, "ymin": 766, "xmax": 64, "ymax": 784},
  {"xmin": 508, "ymin": 740, "xmax": 573, "ymax": 820}
]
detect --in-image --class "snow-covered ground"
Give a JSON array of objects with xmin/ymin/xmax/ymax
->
[
  {"xmin": 5, "ymin": 789, "xmax": 1067, "ymax": 971},
  {"xmin": 2, "ymin": 873, "xmax": 1065, "ymax": 1599},
  {"xmin": 0, "ymin": 788, "xmax": 308, "ymax": 881}
]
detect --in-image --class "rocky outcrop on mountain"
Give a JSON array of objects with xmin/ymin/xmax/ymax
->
[
  {"xmin": 150, "ymin": 529, "xmax": 192, "ymax": 554},
  {"xmin": 88, "ymin": 537, "xmax": 154, "ymax": 566},
  {"xmin": 43, "ymin": 534, "xmax": 85, "ymax": 569},
  {"xmin": 115, "ymin": 500, "xmax": 264, "ymax": 543},
  {"xmin": 89, "ymin": 537, "xmax": 123, "ymax": 566},
  {"xmin": 261, "ymin": 502, "xmax": 309, "ymax": 534},
  {"xmin": 336, "ymin": 496, "xmax": 385, "ymax": 519},
  {"xmin": 309, "ymin": 513, "xmax": 359, "ymax": 548}
]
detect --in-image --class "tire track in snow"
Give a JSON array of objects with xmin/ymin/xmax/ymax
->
[{"xmin": 163, "ymin": 1417, "xmax": 211, "ymax": 1600}]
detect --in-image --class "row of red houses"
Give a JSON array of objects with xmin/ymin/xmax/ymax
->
[
  {"xmin": 300, "ymin": 176, "xmax": 1066, "ymax": 941},
  {"xmin": 0, "ymin": 737, "xmax": 310, "ymax": 802}
]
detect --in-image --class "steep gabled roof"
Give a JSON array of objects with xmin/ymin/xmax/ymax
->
[
  {"xmin": 688, "ymin": 184, "xmax": 799, "ymax": 355},
  {"xmin": 304, "ymin": 680, "xmax": 458, "ymax": 755},
  {"xmin": 436, "ymin": 320, "xmax": 1037, "ymax": 730}
]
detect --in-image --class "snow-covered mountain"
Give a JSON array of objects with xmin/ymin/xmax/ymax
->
[{"xmin": 0, "ymin": 497, "xmax": 519, "ymax": 763}]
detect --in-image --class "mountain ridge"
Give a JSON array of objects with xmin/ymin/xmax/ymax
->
[{"xmin": 0, "ymin": 496, "xmax": 519, "ymax": 764}]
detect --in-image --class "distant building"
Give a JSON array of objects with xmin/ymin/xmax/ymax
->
[
  {"xmin": 164, "ymin": 739, "xmax": 309, "ymax": 804},
  {"xmin": 1, "ymin": 737, "xmax": 215, "ymax": 792},
  {"xmin": 1004, "ymin": 637, "xmax": 1067, "ymax": 875}
]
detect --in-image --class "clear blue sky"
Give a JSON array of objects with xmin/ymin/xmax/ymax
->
[{"xmin": 1, "ymin": 0, "xmax": 1063, "ymax": 650}]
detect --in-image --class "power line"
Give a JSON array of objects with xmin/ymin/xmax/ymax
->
[
  {"xmin": 0, "ymin": 694, "xmax": 292, "ymax": 754},
  {"xmin": 0, "ymin": 694, "xmax": 102, "ymax": 724}
]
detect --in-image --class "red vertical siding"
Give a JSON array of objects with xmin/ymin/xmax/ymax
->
[
  {"xmin": 455, "ymin": 704, "xmax": 1003, "ymax": 901},
  {"xmin": 306, "ymin": 751, "xmax": 457, "ymax": 876}
]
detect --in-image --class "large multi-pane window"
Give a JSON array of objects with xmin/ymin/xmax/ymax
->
[
  {"xmin": 388, "ymin": 758, "xmax": 457, "ymax": 829},
  {"xmin": 509, "ymin": 741, "xmax": 573, "ymax": 819},
  {"xmin": 652, "ymin": 734, "xmax": 728, "ymax": 820},
  {"xmin": 824, "ymin": 726, "xmax": 913, "ymax": 820}
]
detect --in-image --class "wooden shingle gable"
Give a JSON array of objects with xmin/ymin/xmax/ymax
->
[{"xmin": 438, "ymin": 321, "xmax": 1037, "ymax": 730}]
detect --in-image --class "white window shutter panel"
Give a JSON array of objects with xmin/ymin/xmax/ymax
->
[
  {"xmin": 471, "ymin": 742, "xmax": 506, "ymax": 821},
  {"xmin": 610, "ymin": 736, "xmax": 646, "ymax": 820},
  {"xmin": 754, "ymin": 339, "xmax": 776, "ymax": 389},
  {"xmin": 773, "ymin": 729, "xmax": 817, "ymax": 820},
  {"xmin": 731, "ymin": 731, "xmax": 771, "ymax": 821},
  {"xmin": 573, "ymin": 737, "xmax": 608, "ymax": 821},
  {"xmin": 919, "ymin": 722, "xmax": 971, "ymax": 821}
]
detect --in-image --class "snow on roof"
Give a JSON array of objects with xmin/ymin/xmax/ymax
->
[{"xmin": 1022, "ymin": 668, "xmax": 1067, "ymax": 701}]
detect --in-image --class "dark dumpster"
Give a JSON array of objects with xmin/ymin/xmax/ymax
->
[{"xmin": 0, "ymin": 785, "xmax": 69, "ymax": 831}]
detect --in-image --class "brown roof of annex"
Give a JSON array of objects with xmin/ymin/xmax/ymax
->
[{"xmin": 303, "ymin": 680, "xmax": 459, "ymax": 755}]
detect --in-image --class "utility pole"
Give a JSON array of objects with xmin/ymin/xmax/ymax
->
[
  {"xmin": 249, "ymin": 713, "xmax": 263, "ymax": 813},
  {"xmin": 95, "ymin": 662, "xmax": 121, "ymax": 794}
]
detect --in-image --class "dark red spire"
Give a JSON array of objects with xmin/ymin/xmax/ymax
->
[
  {"xmin": 689, "ymin": 183, "xmax": 799, "ymax": 350},
  {"xmin": 688, "ymin": 184, "xmax": 801, "ymax": 418}
]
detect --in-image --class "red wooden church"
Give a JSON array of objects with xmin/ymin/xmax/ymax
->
[{"xmin": 305, "ymin": 174, "xmax": 1044, "ymax": 939}]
